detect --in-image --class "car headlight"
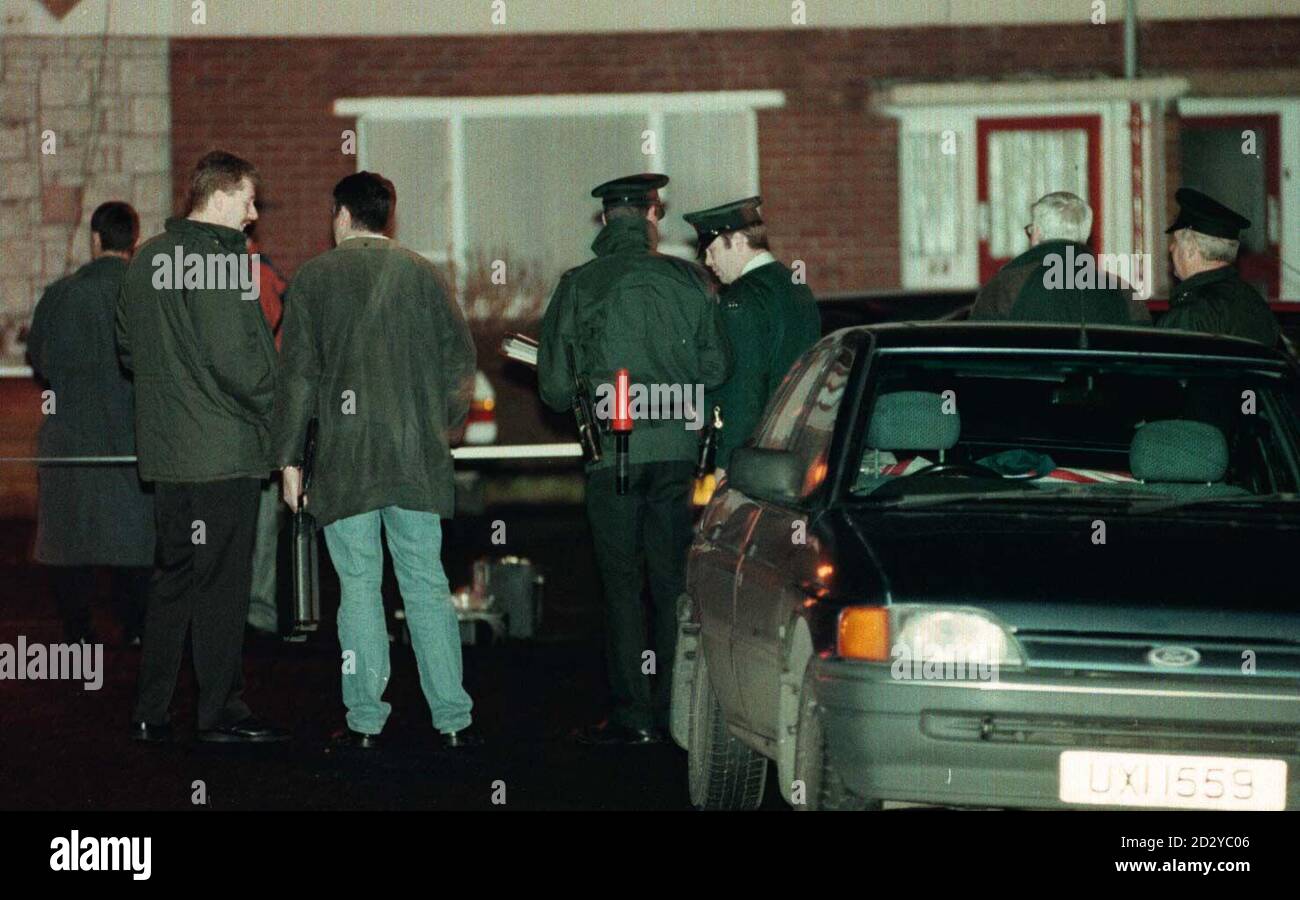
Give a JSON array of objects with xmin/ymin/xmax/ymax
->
[{"xmin": 838, "ymin": 605, "xmax": 1023, "ymax": 666}]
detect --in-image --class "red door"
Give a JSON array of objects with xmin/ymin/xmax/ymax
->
[
  {"xmin": 1179, "ymin": 115, "xmax": 1281, "ymax": 300},
  {"xmin": 976, "ymin": 115, "xmax": 1103, "ymax": 284}
]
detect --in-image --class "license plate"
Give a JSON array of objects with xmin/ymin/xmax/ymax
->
[{"xmin": 1059, "ymin": 750, "xmax": 1287, "ymax": 810}]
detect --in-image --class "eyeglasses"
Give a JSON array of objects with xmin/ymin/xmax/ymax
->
[{"xmin": 1023, "ymin": 225, "xmax": 1034, "ymax": 240}]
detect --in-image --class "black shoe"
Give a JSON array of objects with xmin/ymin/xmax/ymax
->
[
  {"xmin": 438, "ymin": 727, "xmax": 483, "ymax": 749},
  {"xmin": 130, "ymin": 720, "xmax": 173, "ymax": 743},
  {"xmin": 330, "ymin": 728, "xmax": 380, "ymax": 750},
  {"xmin": 197, "ymin": 716, "xmax": 290, "ymax": 744},
  {"xmin": 574, "ymin": 720, "xmax": 664, "ymax": 746}
]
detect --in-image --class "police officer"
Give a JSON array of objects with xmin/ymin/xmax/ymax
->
[
  {"xmin": 1160, "ymin": 187, "xmax": 1279, "ymax": 346},
  {"xmin": 684, "ymin": 197, "xmax": 820, "ymax": 472},
  {"xmin": 538, "ymin": 174, "xmax": 731, "ymax": 744}
]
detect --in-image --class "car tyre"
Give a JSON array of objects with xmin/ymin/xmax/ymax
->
[
  {"xmin": 793, "ymin": 665, "xmax": 878, "ymax": 811},
  {"xmin": 687, "ymin": 646, "xmax": 768, "ymax": 810}
]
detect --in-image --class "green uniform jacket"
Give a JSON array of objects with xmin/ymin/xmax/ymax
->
[
  {"xmin": 1158, "ymin": 266, "xmax": 1279, "ymax": 347},
  {"xmin": 272, "ymin": 237, "xmax": 476, "ymax": 527},
  {"xmin": 116, "ymin": 217, "xmax": 277, "ymax": 483},
  {"xmin": 969, "ymin": 240, "xmax": 1151, "ymax": 326},
  {"xmin": 28, "ymin": 256, "xmax": 155, "ymax": 565},
  {"xmin": 538, "ymin": 217, "xmax": 732, "ymax": 471},
  {"xmin": 706, "ymin": 258, "xmax": 820, "ymax": 468}
]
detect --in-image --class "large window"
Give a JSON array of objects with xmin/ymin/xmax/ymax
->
[{"xmin": 338, "ymin": 92, "xmax": 783, "ymax": 310}]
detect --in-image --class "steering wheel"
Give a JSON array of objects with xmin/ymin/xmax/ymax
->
[{"xmin": 897, "ymin": 462, "xmax": 1003, "ymax": 480}]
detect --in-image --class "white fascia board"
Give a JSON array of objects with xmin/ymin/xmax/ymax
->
[
  {"xmin": 882, "ymin": 78, "xmax": 1189, "ymax": 110},
  {"xmin": 335, "ymin": 91, "xmax": 786, "ymax": 120},
  {"xmin": 1177, "ymin": 97, "xmax": 1296, "ymax": 116}
]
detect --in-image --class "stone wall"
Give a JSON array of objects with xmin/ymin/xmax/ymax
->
[{"xmin": 0, "ymin": 36, "xmax": 169, "ymax": 347}]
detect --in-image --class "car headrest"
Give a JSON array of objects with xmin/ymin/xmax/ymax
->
[
  {"xmin": 866, "ymin": 391, "xmax": 960, "ymax": 451},
  {"xmin": 1130, "ymin": 420, "xmax": 1229, "ymax": 483}
]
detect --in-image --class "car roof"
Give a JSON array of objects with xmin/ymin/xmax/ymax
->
[{"xmin": 830, "ymin": 321, "xmax": 1290, "ymax": 363}]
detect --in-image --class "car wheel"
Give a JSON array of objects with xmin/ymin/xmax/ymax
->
[
  {"xmin": 792, "ymin": 665, "xmax": 878, "ymax": 811},
  {"xmin": 687, "ymin": 646, "xmax": 768, "ymax": 810}
]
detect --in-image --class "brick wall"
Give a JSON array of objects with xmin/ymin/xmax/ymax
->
[
  {"xmin": 0, "ymin": 37, "xmax": 170, "ymax": 329},
  {"xmin": 167, "ymin": 19, "xmax": 1300, "ymax": 297},
  {"xmin": 51, "ymin": 17, "xmax": 1237, "ymax": 301}
]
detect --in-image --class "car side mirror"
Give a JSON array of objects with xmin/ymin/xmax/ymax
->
[{"xmin": 729, "ymin": 447, "xmax": 804, "ymax": 505}]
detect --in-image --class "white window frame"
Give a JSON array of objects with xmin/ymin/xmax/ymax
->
[{"xmin": 335, "ymin": 91, "xmax": 785, "ymax": 286}]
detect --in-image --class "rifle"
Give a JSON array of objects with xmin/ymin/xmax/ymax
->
[
  {"xmin": 501, "ymin": 333, "xmax": 603, "ymax": 465},
  {"xmin": 290, "ymin": 418, "xmax": 320, "ymax": 634},
  {"xmin": 566, "ymin": 345, "xmax": 604, "ymax": 465}
]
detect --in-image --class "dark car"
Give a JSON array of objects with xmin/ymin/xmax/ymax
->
[
  {"xmin": 671, "ymin": 322, "xmax": 1300, "ymax": 810},
  {"xmin": 817, "ymin": 289, "xmax": 1300, "ymax": 356}
]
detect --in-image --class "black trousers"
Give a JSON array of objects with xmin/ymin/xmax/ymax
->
[
  {"xmin": 49, "ymin": 565, "xmax": 150, "ymax": 642},
  {"xmin": 585, "ymin": 460, "xmax": 695, "ymax": 731},
  {"xmin": 133, "ymin": 478, "xmax": 260, "ymax": 730}
]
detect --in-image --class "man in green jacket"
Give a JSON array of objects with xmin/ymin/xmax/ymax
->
[
  {"xmin": 27, "ymin": 202, "xmax": 154, "ymax": 646},
  {"xmin": 1160, "ymin": 187, "xmax": 1279, "ymax": 346},
  {"xmin": 969, "ymin": 191, "xmax": 1151, "ymax": 326},
  {"xmin": 274, "ymin": 172, "xmax": 479, "ymax": 751},
  {"xmin": 538, "ymin": 174, "xmax": 731, "ymax": 744},
  {"xmin": 685, "ymin": 196, "xmax": 821, "ymax": 472},
  {"xmin": 116, "ymin": 150, "xmax": 286, "ymax": 744}
]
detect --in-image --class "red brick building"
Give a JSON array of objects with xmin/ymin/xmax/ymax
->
[{"xmin": 163, "ymin": 18, "xmax": 1300, "ymax": 302}]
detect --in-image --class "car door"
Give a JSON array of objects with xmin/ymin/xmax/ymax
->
[
  {"xmin": 690, "ymin": 347, "xmax": 831, "ymax": 724},
  {"xmin": 690, "ymin": 486, "xmax": 761, "ymax": 719},
  {"xmin": 730, "ymin": 345, "xmax": 852, "ymax": 736}
]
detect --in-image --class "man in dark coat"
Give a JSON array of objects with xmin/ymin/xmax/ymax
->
[
  {"xmin": 1159, "ymin": 187, "xmax": 1279, "ymax": 346},
  {"xmin": 116, "ymin": 150, "xmax": 287, "ymax": 744},
  {"xmin": 538, "ymin": 174, "xmax": 732, "ymax": 744},
  {"xmin": 26, "ymin": 202, "xmax": 154, "ymax": 645},
  {"xmin": 969, "ymin": 191, "xmax": 1150, "ymax": 326},
  {"xmin": 273, "ymin": 172, "xmax": 479, "ymax": 751},
  {"xmin": 684, "ymin": 196, "xmax": 820, "ymax": 472}
]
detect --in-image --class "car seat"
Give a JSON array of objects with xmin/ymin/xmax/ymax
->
[
  {"xmin": 1128, "ymin": 419, "xmax": 1250, "ymax": 500},
  {"xmin": 855, "ymin": 390, "xmax": 961, "ymax": 493}
]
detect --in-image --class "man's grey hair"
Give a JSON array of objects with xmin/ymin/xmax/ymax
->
[
  {"xmin": 1175, "ymin": 227, "xmax": 1239, "ymax": 264},
  {"xmin": 1030, "ymin": 191, "xmax": 1094, "ymax": 244}
]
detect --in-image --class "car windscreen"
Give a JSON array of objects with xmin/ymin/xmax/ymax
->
[{"xmin": 850, "ymin": 351, "xmax": 1300, "ymax": 503}]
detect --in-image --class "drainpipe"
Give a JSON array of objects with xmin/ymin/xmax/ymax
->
[{"xmin": 1124, "ymin": 0, "xmax": 1138, "ymax": 79}]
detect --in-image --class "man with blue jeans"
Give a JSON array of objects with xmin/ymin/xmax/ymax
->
[
  {"xmin": 273, "ymin": 171, "xmax": 479, "ymax": 750},
  {"xmin": 324, "ymin": 508, "xmax": 471, "ymax": 738}
]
